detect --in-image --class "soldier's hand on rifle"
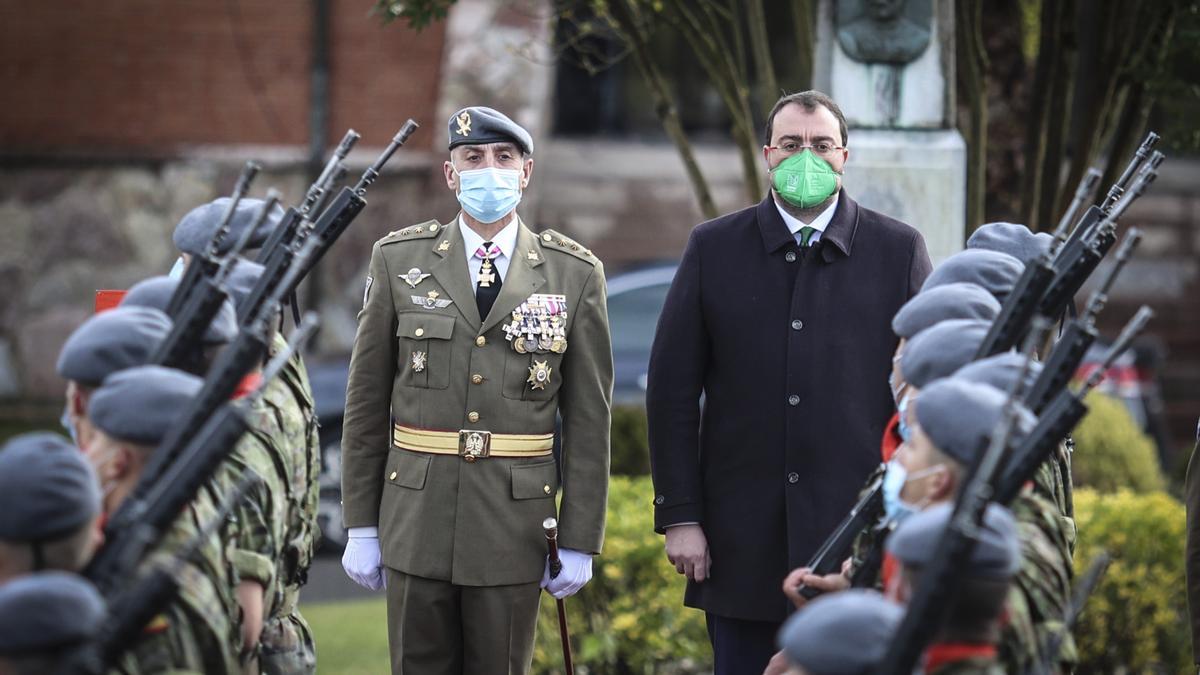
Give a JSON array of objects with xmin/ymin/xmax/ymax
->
[
  {"xmin": 763, "ymin": 650, "xmax": 790, "ymax": 675},
  {"xmin": 782, "ymin": 559, "xmax": 852, "ymax": 609},
  {"xmin": 342, "ymin": 527, "xmax": 385, "ymax": 591},
  {"xmin": 665, "ymin": 523, "xmax": 711, "ymax": 582}
]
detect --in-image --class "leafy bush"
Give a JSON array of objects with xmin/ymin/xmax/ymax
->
[
  {"xmin": 610, "ymin": 405, "xmax": 650, "ymax": 476},
  {"xmin": 533, "ymin": 476, "xmax": 710, "ymax": 674},
  {"xmin": 1072, "ymin": 488, "xmax": 1189, "ymax": 673},
  {"xmin": 1071, "ymin": 392, "xmax": 1164, "ymax": 494}
]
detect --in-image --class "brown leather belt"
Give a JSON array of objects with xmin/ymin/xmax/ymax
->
[{"xmin": 392, "ymin": 424, "xmax": 554, "ymax": 462}]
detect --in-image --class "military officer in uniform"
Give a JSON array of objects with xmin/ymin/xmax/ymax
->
[{"xmin": 340, "ymin": 106, "xmax": 613, "ymax": 674}]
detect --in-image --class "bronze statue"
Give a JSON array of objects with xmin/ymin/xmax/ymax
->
[{"xmin": 837, "ymin": 0, "xmax": 931, "ymax": 65}]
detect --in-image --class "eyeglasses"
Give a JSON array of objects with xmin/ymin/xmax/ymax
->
[{"xmin": 766, "ymin": 140, "xmax": 845, "ymax": 157}]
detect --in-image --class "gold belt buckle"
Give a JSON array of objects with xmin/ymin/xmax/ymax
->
[{"xmin": 459, "ymin": 430, "xmax": 492, "ymax": 462}]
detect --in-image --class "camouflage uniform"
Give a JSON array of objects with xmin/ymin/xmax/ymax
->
[
  {"xmin": 1031, "ymin": 437, "xmax": 1076, "ymax": 556},
  {"xmin": 115, "ymin": 481, "xmax": 243, "ymax": 675}
]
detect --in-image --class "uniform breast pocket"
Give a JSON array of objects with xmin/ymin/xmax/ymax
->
[
  {"xmin": 502, "ymin": 351, "xmax": 564, "ymax": 401},
  {"xmin": 396, "ymin": 312, "xmax": 455, "ymax": 390}
]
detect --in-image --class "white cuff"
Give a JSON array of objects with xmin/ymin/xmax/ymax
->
[{"xmin": 348, "ymin": 526, "xmax": 379, "ymax": 538}]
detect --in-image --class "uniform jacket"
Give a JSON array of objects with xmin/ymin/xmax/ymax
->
[
  {"xmin": 647, "ymin": 191, "xmax": 931, "ymax": 621},
  {"xmin": 341, "ymin": 217, "xmax": 612, "ymax": 587}
]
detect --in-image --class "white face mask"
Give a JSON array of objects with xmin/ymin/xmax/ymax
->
[
  {"xmin": 168, "ymin": 256, "xmax": 186, "ymax": 280},
  {"xmin": 453, "ymin": 166, "xmax": 523, "ymax": 224},
  {"xmin": 881, "ymin": 458, "xmax": 945, "ymax": 523}
]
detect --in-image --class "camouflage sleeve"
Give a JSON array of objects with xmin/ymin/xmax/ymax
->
[
  {"xmin": 1011, "ymin": 492, "xmax": 1077, "ymax": 671},
  {"xmin": 220, "ymin": 436, "xmax": 282, "ymax": 587}
]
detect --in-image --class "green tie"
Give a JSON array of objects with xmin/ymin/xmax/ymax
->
[{"xmin": 799, "ymin": 226, "xmax": 817, "ymax": 248}]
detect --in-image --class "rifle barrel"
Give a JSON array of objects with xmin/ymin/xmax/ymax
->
[{"xmin": 1081, "ymin": 306, "xmax": 1153, "ymax": 394}]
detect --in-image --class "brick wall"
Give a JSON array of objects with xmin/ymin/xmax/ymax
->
[{"xmin": 0, "ymin": 1, "xmax": 446, "ymax": 155}]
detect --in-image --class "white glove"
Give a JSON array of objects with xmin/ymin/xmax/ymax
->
[
  {"xmin": 541, "ymin": 548, "xmax": 593, "ymax": 599},
  {"xmin": 341, "ymin": 527, "xmax": 385, "ymax": 591}
]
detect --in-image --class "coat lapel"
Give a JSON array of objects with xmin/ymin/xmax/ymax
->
[
  {"xmin": 429, "ymin": 220, "xmax": 482, "ymax": 329},
  {"xmin": 481, "ymin": 220, "xmax": 546, "ymax": 334}
]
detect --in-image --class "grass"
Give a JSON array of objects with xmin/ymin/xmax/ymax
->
[{"xmin": 304, "ymin": 599, "xmax": 390, "ymax": 674}]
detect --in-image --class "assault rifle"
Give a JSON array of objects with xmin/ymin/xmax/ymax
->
[
  {"xmin": 69, "ymin": 474, "xmax": 260, "ymax": 674},
  {"xmin": 237, "ymin": 121, "xmax": 419, "ymax": 323},
  {"xmin": 793, "ymin": 470, "xmax": 884, "ymax": 599},
  {"xmin": 164, "ymin": 161, "xmax": 260, "ymax": 317},
  {"xmin": 83, "ymin": 243, "xmax": 319, "ymax": 598},
  {"xmin": 1035, "ymin": 551, "xmax": 1111, "ymax": 675},
  {"xmin": 150, "ymin": 191, "xmax": 281, "ymax": 372},
  {"xmin": 1024, "ymin": 229, "xmax": 1141, "ymax": 414},
  {"xmin": 876, "ymin": 323, "xmax": 1044, "ymax": 675}
]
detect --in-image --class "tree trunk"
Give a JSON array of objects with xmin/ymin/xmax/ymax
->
[
  {"xmin": 789, "ymin": 0, "xmax": 815, "ymax": 92},
  {"xmin": 1019, "ymin": 0, "xmax": 1069, "ymax": 231},
  {"xmin": 956, "ymin": 0, "xmax": 988, "ymax": 234},
  {"xmin": 745, "ymin": 0, "xmax": 779, "ymax": 113}
]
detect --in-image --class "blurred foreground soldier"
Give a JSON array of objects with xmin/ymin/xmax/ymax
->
[
  {"xmin": 170, "ymin": 196, "xmax": 286, "ymax": 275},
  {"xmin": 967, "ymin": 222, "xmax": 1053, "ymax": 264},
  {"xmin": 647, "ymin": 89, "xmax": 931, "ymax": 672},
  {"xmin": 0, "ymin": 571, "xmax": 105, "ymax": 675},
  {"xmin": 885, "ymin": 502, "xmax": 1020, "ymax": 674},
  {"xmin": 55, "ymin": 306, "xmax": 172, "ymax": 448},
  {"xmin": 921, "ymin": 249, "xmax": 1025, "ymax": 302},
  {"xmin": 221, "ymin": 257, "xmax": 319, "ymax": 674},
  {"xmin": 341, "ymin": 105, "xmax": 612, "ymax": 673},
  {"xmin": 773, "ymin": 589, "xmax": 902, "ymax": 675},
  {"xmin": 85, "ymin": 365, "xmax": 243, "ymax": 674},
  {"xmin": 0, "ymin": 433, "xmax": 101, "ymax": 584}
]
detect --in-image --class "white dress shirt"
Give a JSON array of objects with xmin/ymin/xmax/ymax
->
[
  {"xmin": 459, "ymin": 213, "xmax": 519, "ymax": 287},
  {"xmin": 773, "ymin": 193, "xmax": 840, "ymax": 245}
]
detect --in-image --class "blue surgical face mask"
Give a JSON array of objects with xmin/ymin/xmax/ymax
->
[
  {"xmin": 168, "ymin": 256, "xmax": 186, "ymax": 280},
  {"xmin": 454, "ymin": 166, "xmax": 523, "ymax": 224},
  {"xmin": 889, "ymin": 352, "xmax": 908, "ymax": 406},
  {"xmin": 881, "ymin": 457, "xmax": 943, "ymax": 523},
  {"xmin": 897, "ymin": 393, "xmax": 913, "ymax": 443}
]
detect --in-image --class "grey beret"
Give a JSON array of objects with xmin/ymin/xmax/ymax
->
[
  {"xmin": 0, "ymin": 433, "xmax": 100, "ymax": 541},
  {"xmin": 224, "ymin": 258, "xmax": 265, "ymax": 309},
  {"xmin": 121, "ymin": 275, "xmax": 237, "ymax": 345},
  {"xmin": 922, "ymin": 249, "xmax": 1026, "ymax": 301},
  {"xmin": 913, "ymin": 378, "xmax": 1036, "ymax": 466},
  {"xmin": 172, "ymin": 197, "xmax": 286, "ymax": 257},
  {"xmin": 892, "ymin": 283, "xmax": 1002, "ymax": 340},
  {"xmin": 56, "ymin": 306, "xmax": 172, "ymax": 386},
  {"xmin": 900, "ymin": 319, "xmax": 991, "ymax": 389},
  {"xmin": 0, "ymin": 572, "xmax": 105, "ymax": 656},
  {"xmin": 886, "ymin": 502, "xmax": 1021, "ymax": 579},
  {"xmin": 967, "ymin": 222, "xmax": 1054, "ymax": 263},
  {"xmin": 447, "ymin": 106, "xmax": 534, "ymax": 156},
  {"xmin": 88, "ymin": 366, "xmax": 203, "ymax": 446},
  {"xmin": 953, "ymin": 352, "xmax": 1044, "ymax": 397},
  {"xmin": 778, "ymin": 589, "xmax": 903, "ymax": 675}
]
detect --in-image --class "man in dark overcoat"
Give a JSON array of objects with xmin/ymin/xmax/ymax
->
[{"xmin": 646, "ymin": 90, "xmax": 932, "ymax": 673}]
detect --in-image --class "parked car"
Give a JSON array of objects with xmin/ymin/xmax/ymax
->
[{"xmin": 310, "ymin": 262, "xmax": 679, "ymax": 551}]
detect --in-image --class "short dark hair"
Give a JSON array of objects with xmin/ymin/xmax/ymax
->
[{"xmin": 764, "ymin": 90, "xmax": 849, "ymax": 146}]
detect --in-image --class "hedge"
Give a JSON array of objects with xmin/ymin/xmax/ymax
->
[{"xmin": 1072, "ymin": 391, "xmax": 1164, "ymax": 494}]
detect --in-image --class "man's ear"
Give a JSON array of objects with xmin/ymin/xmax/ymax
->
[
  {"xmin": 931, "ymin": 467, "xmax": 956, "ymax": 502},
  {"xmin": 444, "ymin": 158, "xmax": 459, "ymax": 191},
  {"xmin": 521, "ymin": 156, "xmax": 534, "ymax": 189},
  {"xmin": 69, "ymin": 385, "xmax": 88, "ymax": 418}
]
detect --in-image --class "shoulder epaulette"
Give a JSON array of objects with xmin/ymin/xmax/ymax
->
[
  {"xmin": 379, "ymin": 220, "xmax": 444, "ymax": 246},
  {"xmin": 536, "ymin": 229, "xmax": 599, "ymax": 265}
]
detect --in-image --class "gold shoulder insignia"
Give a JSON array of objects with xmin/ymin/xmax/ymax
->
[
  {"xmin": 536, "ymin": 229, "xmax": 598, "ymax": 265},
  {"xmin": 381, "ymin": 220, "xmax": 442, "ymax": 246}
]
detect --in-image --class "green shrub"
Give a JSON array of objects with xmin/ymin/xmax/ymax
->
[
  {"xmin": 610, "ymin": 405, "xmax": 650, "ymax": 476},
  {"xmin": 1072, "ymin": 488, "xmax": 1189, "ymax": 674},
  {"xmin": 533, "ymin": 476, "xmax": 710, "ymax": 674},
  {"xmin": 1071, "ymin": 392, "xmax": 1164, "ymax": 494}
]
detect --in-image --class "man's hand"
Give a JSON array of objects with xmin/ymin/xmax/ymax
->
[
  {"xmin": 781, "ymin": 560, "xmax": 851, "ymax": 609},
  {"xmin": 541, "ymin": 548, "xmax": 593, "ymax": 599},
  {"xmin": 341, "ymin": 527, "xmax": 385, "ymax": 591},
  {"xmin": 763, "ymin": 650, "xmax": 791, "ymax": 675},
  {"xmin": 665, "ymin": 524, "xmax": 711, "ymax": 582}
]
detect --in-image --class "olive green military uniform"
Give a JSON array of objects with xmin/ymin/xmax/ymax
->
[
  {"xmin": 115, "ymin": 481, "xmax": 243, "ymax": 675},
  {"xmin": 341, "ymin": 217, "xmax": 612, "ymax": 673}
]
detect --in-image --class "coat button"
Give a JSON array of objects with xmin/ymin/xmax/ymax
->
[
  {"xmin": 414, "ymin": 328, "xmax": 425, "ymax": 337},
  {"xmin": 475, "ymin": 336, "xmax": 486, "ymax": 347},
  {"xmin": 389, "ymin": 471, "xmax": 397, "ymax": 481},
  {"xmin": 791, "ymin": 319, "xmax": 803, "ymax": 331},
  {"xmin": 654, "ymin": 495, "xmax": 665, "ymax": 505},
  {"xmin": 788, "ymin": 472, "xmax": 799, "ymax": 484},
  {"xmin": 471, "ymin": 374, "xmax": 484, "ymax": 385},
  {"xmin": 785, "ymin": 251, "xmax": 797, "ymax": 263},
  {"xmin": 544, "ymin": 484, "xmax": 552, "ymax": 494},
  {"xmin": 788, "ymin": 394, "xmax": 800, "ymax": 406},
  {"xmin": 467, "ymin": 411, "xmax": 480, "ymax": 423}
]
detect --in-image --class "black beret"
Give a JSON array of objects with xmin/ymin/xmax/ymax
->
[
  {"xmin": 56, "ymin": 306, "xmax": 172, "ymax": 387},
  {"xmin": 172, "ymin": 197, "xmax": 286, "ymax": 257},
  {"xmin": 224, "ymin": 258, "xmax": 265, "ymax": 309},
  {"xmin": 892, "ymin": 283, "xmax": 1002, "ymax": 340},
  {"xmin": 887, "ymin": 502, "xmax": 1021, "ymax": 579},
  {"xmin": 967, "ymin": 222, "xmax": 1054, "ymax": 263},
  {"xmin": 88, "ymin": 365, "xmax": 203, "ymax": 446},
  {"xmin": 778, "ymin": 589, "xmax": 903, "ymax": 675},
  {"xmin": 900, "ymin": 319, "xmax": 991, "ymax": 389},
  {"xmin": 0, "ymin": 572, "xmax": 105, "ymax": 656},
  {"xmin": 953, "ymin": 352, "xmax": 1044, "ymax": 397},
  {"xmin": 0, "ymin": 433, "xmax": 99, "ymax": 541},
  {"xmin": 447, "ymin": 106, "xmax": 534, "ymax": 156},
  {"xmin": 922, "ymin": 249, "xmax": 1025, "ymax": 301},
  {"xmin": 913, "ymin": 378, "xmax": 1036, "ymax": 466},
  {"xmin": 121, "ymin": 275, "xmax": 237, "ymax": 345}
]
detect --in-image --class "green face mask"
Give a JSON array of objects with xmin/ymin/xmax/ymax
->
[{"xmin": 771, "ymin": 149, "xmax": 840, "ymax": 209}]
